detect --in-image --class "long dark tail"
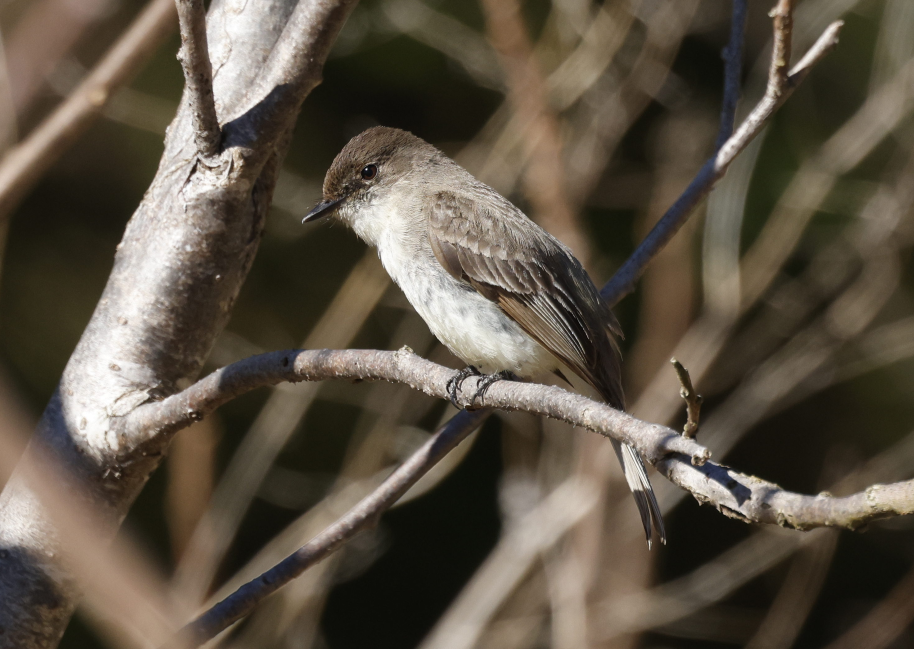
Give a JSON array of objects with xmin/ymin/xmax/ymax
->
[
  {"xmin": 596, "ymin": 378, "xmax": 666, "ymax": 548},
  {"xmin": 610, "ymin": 439, "xmax": 666, "ymax": 548}
]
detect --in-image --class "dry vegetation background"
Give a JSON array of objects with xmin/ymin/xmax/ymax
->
[{"xmin": 2, "ymin": 0, "xmax": 914, "ymax": 647}]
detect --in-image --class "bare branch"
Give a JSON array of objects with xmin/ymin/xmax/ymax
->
[
  {"xmin": 175, "ymin": 0, "xmax": 220, "ymax": 157},
  {"xmin": 661, "ymin": 459, "xmax": 914, "ymax": 530},
  {"xmin": 717, "ymin": 19, "xmax": 843, "ymax": 171},
  {"xmin": 602, "ymin": 3, "xmax": 843, "ymax": 305},
  {"xmin": 146, "ymin": 344, "xmax": 914, "ymax": 645},
  {"xmin": 0, "ymin": 1, "xmax": 360, "ymax": 645},
  {"xmin": 128, "ymin": 346, "xmax": 914, "ymax": 531},
  {"xmin": 125, "ymin": 347, "xmax": 708, "ymax": 465},
  {"xmin": 670, "ymin": 358, "xmax": 702, "ymax": 438},
  {"xmin": 0, "ymin": 0, "xmax": 177, "ymax": 222},
  {"xmin": 714, "ymin": 0, "xmax": 748, "ymax": 150},
  {"xmin": 221, "ymin": 0, "xmax": 359, "ymax": 165},
  {"xmin": 163, "ymin": 408, "xmax": 489, "ymax": 648}
]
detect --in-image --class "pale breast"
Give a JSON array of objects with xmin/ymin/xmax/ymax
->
[{"xmin": 378, "ymin": 233, "xmax": 555, "ymax": 377}]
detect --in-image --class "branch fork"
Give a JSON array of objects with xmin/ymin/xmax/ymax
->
[{"xmin": 175, "ymin": 0, "xmax": 221, "ymax": 159}]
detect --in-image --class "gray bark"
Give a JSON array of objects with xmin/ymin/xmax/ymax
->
[{"xmin": 0, "ymin": 0, "xmax": 356, "ymax": 646}]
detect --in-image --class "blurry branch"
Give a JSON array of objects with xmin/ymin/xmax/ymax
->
[
  {"xmin": 744, "ymin": 530, "xmax": 837, "ymax": 649},
  {"xmin": 822, "ymin": 566, "xmax": 914, "ymax": 649},
  {"xmin": 5, "ymin": 0, "xmax": 114, "ymax": 116},
  {"xmin": 459, "ymin": 0, "xmax": 640, "ymax": 201},
  {"xmin": 382, "ymin": 0, "xmax": 502, "ymax": 90},
  {"xmin": 418, "ymin": 479, "xmax": 600, "ymax": 649},
  {"xmin": 175, "ymin": 0, "xmax": 220, "ymax": 158},
  {"xmin": 596, "ymin": 527, "xmax": 816, "ymax": 639},
  {"xmin": 164, "ymin": 409, "xmax": 489, "ymax": 649},
  {"xmin": 172, "ymin": 252, "xmax": 388, "ymax": 606},
  {"xmin": 603, "ymin": 3, "xmax": 843, "ymax": 305},
  {"xmin": 480, "ymin": 0, "xmax": 588, "ymax": 264},
  {"xmin": 166, "ymin": 417, "xmax": 220, "ymax": 561},
  {"xmin": 739, "ymin": 55, "xmax": 914, "ymax": 311},
  {"xmin": 0, "ymin": 0, "xmax": 177, "ymax": 222}
]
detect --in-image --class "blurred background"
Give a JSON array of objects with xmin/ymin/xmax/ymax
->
[{"xmin": 2, "ymin": 0, "xmax": 914, "ymax": 647}]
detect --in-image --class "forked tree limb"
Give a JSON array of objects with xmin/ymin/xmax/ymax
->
[
  {"xmin": 175, "ymin": 0, "xmax": 220, "ymax": 157},
  {"xmin": 0, "ymin": 1, "xmax": 358, "ymax": 647},
  {"xmin": 602, "ymin": 4, "xmax": 843, "ymax": 306}
]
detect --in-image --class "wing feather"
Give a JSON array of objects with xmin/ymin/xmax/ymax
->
[
  {"xmin": 427, "ymin": 188, "xmax": 665, "ymax": 546},
  {"xmin": 428, "ymin": 190, "xmax": 622, "ymax": 406}
]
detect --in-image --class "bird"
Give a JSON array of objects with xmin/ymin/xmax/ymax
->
[{"xmin": 303, "ymin": 126, "xmax": 665, "ymax": 546}]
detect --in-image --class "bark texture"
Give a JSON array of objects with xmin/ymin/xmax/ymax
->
[{"xmin": 0, "ymin": 0, "xmax": 357, "ymax": 646}]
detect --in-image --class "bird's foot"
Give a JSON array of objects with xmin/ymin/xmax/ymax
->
[
  {"xmin": 468, "ymin": 370, "xmax": 515, "ymax": 408},
  {"xmin": 447, "ymin": 366, "xmax": 481, "ymax": 408}
]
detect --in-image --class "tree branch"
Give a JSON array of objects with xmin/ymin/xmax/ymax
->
[
  {"xmin": 0, "ymin": 1, "xmax": 359, "ymax": 646},
  {"xmin": 221, "ymin": 0, "xmax": 359, "ymax": 166},
  {"xmin": 128, "ymin": 346, "xmax": 914, "ymax": 533},
  {"xmin": 175, "ymin": 0, "xmax": 220, "ymax": 157},
  {"xmin": 149, "ymin": 346, "xmax": 914, "ymax": 647},
  {"xmin": 164, "ymin": 408, "xmax": 488, "ymax": 648},
  {"xmin": 0, "ymin": 0, "xmax": 177, "ymax": 223},
  {"xmin": 602, "ymin": 2, "xmax": 843, "ymax": 306},
  {"xmin": 125, "ymin": 348, "xmax": 707, "ymax": 465}
]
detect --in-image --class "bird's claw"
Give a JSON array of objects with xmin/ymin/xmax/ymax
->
[
  {"xmin": 468, "ymin": 370, "xmax": 514, "ymax": 408},
  {"xmin": 447, "ymin": 366, "xmax": 481, "ymax": 408}
]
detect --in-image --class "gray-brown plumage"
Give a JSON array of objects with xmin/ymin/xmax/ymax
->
[{"xmin": 304, "ymin": 126, "xmax": 665, "ymax": 546}]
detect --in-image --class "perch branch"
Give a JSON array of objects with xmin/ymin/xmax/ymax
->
[
  {"xmin": 175, "ymin": 0, "xmax": 220, "ymax": 157},
  {"xmin": 129, "ymin": 346, "xmax": 914, "ymax": 532},
  {"xmin": 147, "ymin": 347, "xmax": 914, "ymax": 647},
  {"xmin": 126, "ymin": 348, "xmax": 708, "ymax": 466},
  {"xmin": 602, "ymin": 3, "xmax": 843, "ymax": 306}
]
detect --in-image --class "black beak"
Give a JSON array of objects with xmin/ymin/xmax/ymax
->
[{"xmin": 302, "ymin": 198, "xmax": 343, "ymax": 224}]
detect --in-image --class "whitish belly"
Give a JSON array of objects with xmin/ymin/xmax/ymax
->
[{"xmin": 389, "ymin": 256, "xmax": 555, "ymax": 377}]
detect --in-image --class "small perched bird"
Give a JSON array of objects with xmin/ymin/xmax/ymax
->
[{"xmin": 304, "ymin": 126, "xmax": 665, "ymax": 546}]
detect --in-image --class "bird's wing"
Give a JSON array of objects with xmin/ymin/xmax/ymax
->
[
  {"xmin": 427, "ymin": 189, "xmax": 623, "ymax": 408},
  {"xmin": 428, "ymin": 189, "xmax": 666, "ymax": 547}
]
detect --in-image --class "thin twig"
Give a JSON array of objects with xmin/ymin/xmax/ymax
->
[
  {"xmin": 714, "ymin": 0, "xmax": 748, "ymax": 151},
  {"xmin": 670, "ymin": 358, "xmax": 702, "ymax": 438},
  {"xmin": 0, "ymin": 0, "xmax": 177, "ymax": 222},
  {"xmin": 163, "ymin": 409, "xmax": 489, "ymax": 649},
  {"xmin": 602, "ymin": 4, "xmax": 843, "ymax": 306},
  {"xmin": 175, "ymin": 0, "xmax": 220, "ymax": 157}
]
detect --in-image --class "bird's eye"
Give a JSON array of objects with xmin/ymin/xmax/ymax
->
[{"xmin": 360, "ymin": 164, "xmax": 378, "ymax": 181}]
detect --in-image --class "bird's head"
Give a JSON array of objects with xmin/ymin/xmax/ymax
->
[{"xmin": 302, "ymin": 126, "xmax": 438, "ymax": 229}]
